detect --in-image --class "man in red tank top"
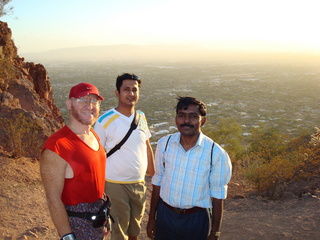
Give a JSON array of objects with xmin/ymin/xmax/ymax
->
[{"xmin": 40, "ymin": 83, "xmax": 107, "ymax": 240}]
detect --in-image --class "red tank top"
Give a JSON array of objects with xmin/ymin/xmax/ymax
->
[{"xmin": 43, "ymin": 126, "xmax": 106, "ymax": 205}]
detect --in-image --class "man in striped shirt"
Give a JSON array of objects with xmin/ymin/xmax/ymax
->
[{"xmin": 147, "ymin": 96, "xmax": 232, "ymax": 240}]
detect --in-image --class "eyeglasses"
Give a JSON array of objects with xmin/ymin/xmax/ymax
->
[{"xmin": 71, "ymin": 96, "xmax": 101, "ymax": 106}]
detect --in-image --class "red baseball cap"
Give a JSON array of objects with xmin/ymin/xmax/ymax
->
[{"xmin": 69, "ymin": 83, "xmax": 104, "ymax": 100}]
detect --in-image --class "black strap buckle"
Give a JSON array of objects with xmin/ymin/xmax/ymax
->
[{"xmin": 66, "ymin": 196, "xmax": 113, "ymax": 228}]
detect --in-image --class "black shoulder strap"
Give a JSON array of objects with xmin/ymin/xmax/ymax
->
[
  {"xmin": 210, "ymin": 141, "xmax": 215, "ymax": 168},
  {"xmin": 162, "ymin": 135, "xmax": 172, "ymax": 168},
  {"xmin": 107, "ymin": 111, "xmax": 140, "ymax": 158},
  {"xmin": 164, "ymin": 134, "xmax": 172, "ymax": 152}
]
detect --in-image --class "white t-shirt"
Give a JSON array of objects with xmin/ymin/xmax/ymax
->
[{"xmin": 94, "ymin": 108, "xmax": 151, "ymax": 183}]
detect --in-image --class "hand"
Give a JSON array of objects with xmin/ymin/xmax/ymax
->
[
  {"xmin": 207, "ymin": 232, "xmax": 219, "ymax": 240},
  {"xmin": 146, "ymin": 217, "xmax": 156, "ymax": 239},
  {"xmin": 103, "ymin": 219, "xmax": 111, "ymax": 237},
  {"xmin": 103, "ymin": 227, "xmax": 111, "ymax": 237}
]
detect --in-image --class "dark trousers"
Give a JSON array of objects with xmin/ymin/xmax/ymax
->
[{"xmin": 155, "ymin": 200, "xmax": 210, "ymax": 240}]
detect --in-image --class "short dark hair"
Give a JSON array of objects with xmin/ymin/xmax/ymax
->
[
  {"xmin": 116, "ymin": 73, "xmax": 141, "ymax": 91},
  {"xmin": 175, "ymin": 96, "xmax": 207, "ymax": 116}
]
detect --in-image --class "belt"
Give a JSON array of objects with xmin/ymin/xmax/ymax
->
[
  {"xmin": 163, "ymin": 201, "xmax": 203, "ymax": 214},
  {"xmin": 66, "ymin": 210, "xmax": 97, "ymax": 222}
]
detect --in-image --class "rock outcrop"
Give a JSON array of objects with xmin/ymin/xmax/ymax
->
[{"xmin": 0, "ymin": 21, "xmax": 64, "ymax": 158}]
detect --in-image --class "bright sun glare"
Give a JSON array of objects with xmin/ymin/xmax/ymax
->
[{"xmin": 3, "ymin": 0, "xmax": 320, "ymax": 53}]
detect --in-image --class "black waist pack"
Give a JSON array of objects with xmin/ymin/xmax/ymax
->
[{"xmin": 67, "ymin": 196, "xmax": 113, "ymax": 228}]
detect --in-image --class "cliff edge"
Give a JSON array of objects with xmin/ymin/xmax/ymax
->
[{"xmin": 0, "ymin": 21, "xmax": 64, "ymax": 158}]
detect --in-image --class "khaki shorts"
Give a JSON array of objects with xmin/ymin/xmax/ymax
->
[{"xmin": 105, "ymin": 181, "xmax": 146, "ymax": 240}]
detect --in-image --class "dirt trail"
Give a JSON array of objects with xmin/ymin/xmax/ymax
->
[{"xmin": 1, "ymin": 157, "xmax": 319, "ymax": 240}]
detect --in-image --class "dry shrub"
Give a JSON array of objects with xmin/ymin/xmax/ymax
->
[
  {"xmin": 2, "ymin": 111, "xmax": 41, "ymax": 158},
  {"xmin": 296, "ymin": 127, "xmax": 320, "ymax": 179},
  {"xmin": 244, "ymin": 127, "xmax": 320, "ymax": 199},
  {"xmin": 245, "ymin": 155, "xmax": 297, "ymax": 191}
]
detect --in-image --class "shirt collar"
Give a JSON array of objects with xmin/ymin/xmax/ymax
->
[{"xmin": 174, "ymin": 132, "xmax": 205, "ymax": 148}]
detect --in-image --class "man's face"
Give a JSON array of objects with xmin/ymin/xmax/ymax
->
[
  {"xmin": 116, "ymin": 79, "xmax": 140, "ymax": 107},
  {"xmin": 175, "ymin": 104, "xmax": 206, "ymax": 137},
  {"xmin": 68, "ymin": 94, "xmax": 100, "ymax": 126}
]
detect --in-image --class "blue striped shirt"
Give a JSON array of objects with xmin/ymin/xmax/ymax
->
[{"xmin": 152, "ymin": 132, "xmax": 232, "ymax": 209}]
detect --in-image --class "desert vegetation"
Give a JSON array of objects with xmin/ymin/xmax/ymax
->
[{"xmin": 208, "ymin": 120, "xmax": 320, "ymax": 199}]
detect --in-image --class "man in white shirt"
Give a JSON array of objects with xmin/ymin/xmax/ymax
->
[{"xmin": 94, "ymin": 73, "xmax": 154, "ymax": 240}]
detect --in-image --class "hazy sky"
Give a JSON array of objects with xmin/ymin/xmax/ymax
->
[{"xmin": 2, "ymin": 0, "xmax": 320, "ymax": 54}]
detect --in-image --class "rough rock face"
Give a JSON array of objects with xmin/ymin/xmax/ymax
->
[{"xmin": 0, "ymin": 21, "xmax": 64, "ymax": 158}]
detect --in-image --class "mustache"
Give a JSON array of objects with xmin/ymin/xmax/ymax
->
[{"xmin": 180, "ymin": 124, "xmax": 194, "ymax": 128}]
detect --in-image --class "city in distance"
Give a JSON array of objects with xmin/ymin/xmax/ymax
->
[{"xmin": 42, "ymin": 56, "xmax": 320, "ymax": 145}]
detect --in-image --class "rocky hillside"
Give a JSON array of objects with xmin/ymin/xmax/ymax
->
[{"xmin": 0, "ymin": 21, "xmax": 64, "ymax": 158}]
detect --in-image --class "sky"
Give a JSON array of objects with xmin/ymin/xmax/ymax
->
[{"xmin": 2, "ymin": 0, "xmax": 320, "ymax": 54}]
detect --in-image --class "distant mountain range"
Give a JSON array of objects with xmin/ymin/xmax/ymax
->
[
  {"xmin": 22, "ymin": 44, "xmax": 320, "ymax": 63},
  {"xmin": 23, "ymin": 44, "xmax": 211, "ymax": 62}
]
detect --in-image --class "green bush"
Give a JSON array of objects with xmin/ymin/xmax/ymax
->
[{"xmin": 206, "ymin": 117, "xmax": 245, "ymax": 163}]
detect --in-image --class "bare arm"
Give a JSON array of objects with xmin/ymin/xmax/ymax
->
[
  {"xmin": 146, "ymin": 140, "xmax": 155, "ymax": 176},
  {"xmin": 147, "ymin": 184, "xmax": 161, "ymax": 239},
  {"xmin": 40, "ymin": 149, "xmax": 72, "ymax": 237},
  {"xmin": 207, "ymin": 198, "xmax": 223, "ymax": 240}
]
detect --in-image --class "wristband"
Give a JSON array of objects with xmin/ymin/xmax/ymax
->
[
  {"xmin": 215, "ymin": 232, "xmax": 221, "ymax": 237},
  {"xmin": 60, "ymin": 233, "xmax": 76, "ymax": 240}
]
